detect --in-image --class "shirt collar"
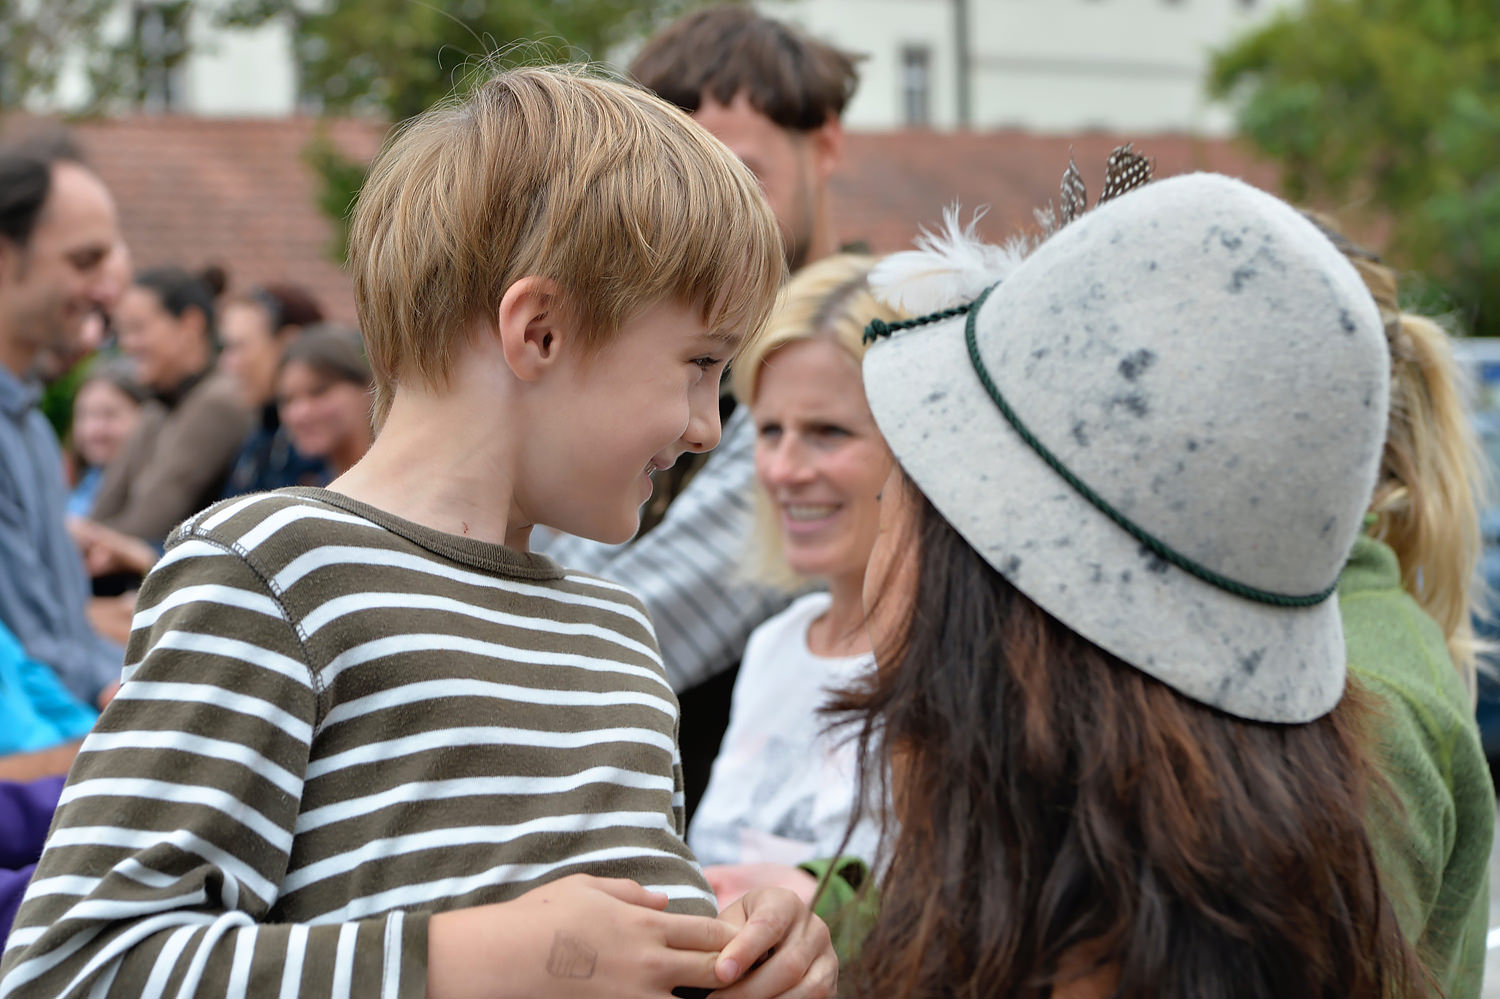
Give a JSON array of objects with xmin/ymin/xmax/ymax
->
[
  {"xmin": 0, "ymin": 364, "xmax": 41, "ymax": 420},
  {"xmin": 156, "ymin": 366, "xmax": 210, "ymax": 409}
]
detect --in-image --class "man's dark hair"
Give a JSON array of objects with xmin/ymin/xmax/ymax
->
[
  {"xmin": 134, "ymin": 266, "xmax": 221, "ymax": 336},
  {"xmin": 630, "ymin": 5, "xmax": 859, "ymax": 131},
  {"xmin": 0, "ymin": 131, "xmax": 86, "ymax": 250}
]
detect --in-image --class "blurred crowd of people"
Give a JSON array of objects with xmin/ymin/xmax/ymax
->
[
  {"xmin": 0, "ymin": 5, "xmax": 1493, "ymax": 999},
  {"xmin": 0, "ymin": 151, "xmax": 375, "ymax": 775}
]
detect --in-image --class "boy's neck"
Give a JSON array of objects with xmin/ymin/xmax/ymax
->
[{"xmin": 328, "ymin": 384, "xmax": 532, "ymax": 551}]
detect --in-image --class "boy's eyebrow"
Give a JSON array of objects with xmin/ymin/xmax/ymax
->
[{"xmin": 701, "ymin": 326, "xmax": 746, "ymax": 349}]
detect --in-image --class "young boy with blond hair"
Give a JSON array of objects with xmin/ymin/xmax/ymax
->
[{"xmin": 0, "ymin": 66, "xmax": 836, "ymax": 998}]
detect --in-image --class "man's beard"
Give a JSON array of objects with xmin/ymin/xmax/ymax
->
[{"xmin": 785, "ymin": 230, "xmax": 813, "ymax": 272}]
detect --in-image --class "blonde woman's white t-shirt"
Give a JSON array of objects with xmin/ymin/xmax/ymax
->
[{"xmin": 688, "ymin": 591, "xmax": 882, "ymax": 867}]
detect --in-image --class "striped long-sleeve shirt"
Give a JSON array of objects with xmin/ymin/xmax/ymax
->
[{"xmin": 0, "ymin": 488, "xmax": 715, "ymax": 998}]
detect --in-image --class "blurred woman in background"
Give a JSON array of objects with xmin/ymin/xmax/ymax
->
[
  {"xmin": 1312, "ymin": 216, "xmax": 1494, "ymax": 999},
  {"xmin": 87, "ymin": 265, "xmax": 251, "ymax": 544},
  {"xmin": 217, "ymin": 282, "xmax": 329, "ymax": 496},
  {"xmin": 690, "ymin": 255, "xmax": 901, "ymax": 911},
  {"xmin": 276, "ymin": 325, "xmax": 374, "ymax": 478}
]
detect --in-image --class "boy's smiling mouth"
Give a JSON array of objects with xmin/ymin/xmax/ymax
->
[{"xmin": 646, "ymin": 456, "xmax": 677, "ymax": 478}]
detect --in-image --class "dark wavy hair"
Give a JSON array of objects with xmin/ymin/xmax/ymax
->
[
  {"xmin": 630, "ymin": 5, "xmax": 860, "ymax": 131},
  {"xmin": 827, "ymin": 472, "xmax": 1424, "ymax": 999},
  {"xmin": 232, "ymin": 282, "xmax": 325, "ymax": 333},
  {"xmin": 133, "ymin": 265, "xmax": 222, "ymax": 339},
  {"xmin": 0, "ymin": 131, "xmax": 85, "ymax": 250}
]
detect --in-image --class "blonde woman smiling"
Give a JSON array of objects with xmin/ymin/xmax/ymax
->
[{"xmin": 692, "ymin": 254, "xmax": 902, "ymax": 903}]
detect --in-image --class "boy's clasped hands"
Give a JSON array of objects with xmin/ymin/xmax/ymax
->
[{"xmin": 427, "ymin": 874, "xmax": 836, "ymax": 998}]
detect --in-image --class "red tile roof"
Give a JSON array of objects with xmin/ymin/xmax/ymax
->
[
  {"xmin": 64, "ymin": 115, "xmax": 388, "ymax": 322},
  {"xmin": 7, "ymin": 116, "xmax": 1282, "ymax": 323},
  {"xmin": 834, "ymin": 130, "xmax": 1280, "ymax": 253}
]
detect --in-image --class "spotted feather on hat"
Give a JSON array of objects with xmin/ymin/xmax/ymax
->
[{"xmin": 872, "ymin": 144, "xmax": 1154, "ymax": 315}]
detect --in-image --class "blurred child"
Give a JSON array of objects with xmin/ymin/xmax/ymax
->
[{"xmin": 64, "ymin": 359, "xmax": 145, "ymax": 519}]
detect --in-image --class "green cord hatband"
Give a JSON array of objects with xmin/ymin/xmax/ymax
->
[{"xmin": 863, "ymin": 285, "xmax": 1339, "ymax": 609}]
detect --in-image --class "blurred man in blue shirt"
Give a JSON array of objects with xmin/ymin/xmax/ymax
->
[{"xmin": 0, "ymin": 134, "xmax": 127, "ymax": 721}]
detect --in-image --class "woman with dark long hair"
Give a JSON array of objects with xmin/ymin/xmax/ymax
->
[{"xmin": 836, "ymin": 169, "xmax": 1427, "ymax": 998}]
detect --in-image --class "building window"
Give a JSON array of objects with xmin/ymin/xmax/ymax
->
[
  {"xmin": 132, "ymin": 1, "xmax": 191, "ymax": 111},
  {"xmin": 901, "ymin": 45, "xmax": 931, "ymax": 127}
]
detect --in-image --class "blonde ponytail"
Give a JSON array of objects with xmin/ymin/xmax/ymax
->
[
  {"xmin": 1367, "ymin": 310, "xmax": 1489, "ymax": 696},
  {"xmin": 1307, "ymin": 216, "xmax": 1489, "ymax": 697}
]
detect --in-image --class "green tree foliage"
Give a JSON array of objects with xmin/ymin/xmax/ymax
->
[
  {"xmin": 0, "ymin": 0, "xmax": 117, "ymax": 109},
  {"xmin": 224, "ymin": 0, "xmax": 693, "ymax": 122},
  {"xmin": 221, "ymin": 0, "xmax": 698, "ymax": 261},
  {"xmin": 3, "ymin": 0, "xmax": 698, "ymax": 259},
  {"xmin": 301, "ymin": 126, "xmax": 371, "ymax": 263},
  {"xmin": 1209, "ymin": 0, "xmax": 1500, "ymax": 335},
  {"xmin": 2, "ymin": 0, "xmax": 199, "ymax": 113}
]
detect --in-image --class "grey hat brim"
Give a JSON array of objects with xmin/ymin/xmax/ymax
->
[{"xmin": 864, "ymin": 307, "xmax": 1346, "ymax": 724}]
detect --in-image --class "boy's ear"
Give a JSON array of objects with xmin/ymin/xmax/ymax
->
[{"xmin": 495, "ymin": 276, "xmax": 567, "ymax": 382}]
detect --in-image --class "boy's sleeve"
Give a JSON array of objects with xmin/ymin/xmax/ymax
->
[{"xmin": 0, "ymin": 538, "xmax": 429, "ymax": 998}]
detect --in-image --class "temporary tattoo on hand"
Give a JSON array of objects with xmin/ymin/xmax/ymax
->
[{"xmin": 546, "ymin": 932, "xmax": 598, "ymax": 979}]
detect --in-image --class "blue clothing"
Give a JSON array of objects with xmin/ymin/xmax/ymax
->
[
  {"xmin": 0, "ymin": 623, "xmax": 96, "ymax": 755},
  {"xmin": 0, "ymin": 365, "xmax": 122, "ymax": 702},
  {"xmin": 219, "ymin": 404, "xmax": 328, "ymax": 499},
  {"xmin": 0, "ymin": 775, "xmax": 66, "ymax": 944},
  {"xmin": 64, "ymin": 466, "xmax": 101, "ymax": 520}
]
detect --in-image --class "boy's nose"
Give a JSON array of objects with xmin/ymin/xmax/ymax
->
[{"xmin": 683, "ymin": 394, "xmax": 723, "ymax": 453}]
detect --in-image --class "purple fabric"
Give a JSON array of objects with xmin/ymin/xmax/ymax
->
[
  {"xmin": 0, "ymin": 865, "xmax": 36, "ymax": 944},
  {"xmin": 0, "ymin": 775, "xmax": 64, "ymax": 942}
]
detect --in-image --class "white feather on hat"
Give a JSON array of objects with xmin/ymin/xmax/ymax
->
[{"xmin": 869, "ymin": 205, "xmax": 1032, "ymax": 316}]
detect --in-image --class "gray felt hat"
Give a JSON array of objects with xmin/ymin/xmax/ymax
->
[{"xmin": 863, "ymin": 172, "xmax": 1389, "ymax": 724}]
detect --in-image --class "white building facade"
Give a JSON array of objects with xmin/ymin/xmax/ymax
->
[
  {"xmin": 36, "ymin": 0, "xmax": 297, "ymax": 116},
  {"xmin": 774, "ymin": 0, "xmax": 1298, "ymax": 133},
  {"xmin": 34, "ymin": 0, "xmax": 1294, "ymax": 133}
]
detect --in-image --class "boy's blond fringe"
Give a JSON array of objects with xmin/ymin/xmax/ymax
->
[{"xmin": 348, "ymin": 62, "xmax": 785, "ymax": 427}]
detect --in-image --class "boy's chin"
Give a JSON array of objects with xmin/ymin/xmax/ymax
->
[{"xmin": 560, "ymin": 509, "xmax": 641, "ymax": 547}]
